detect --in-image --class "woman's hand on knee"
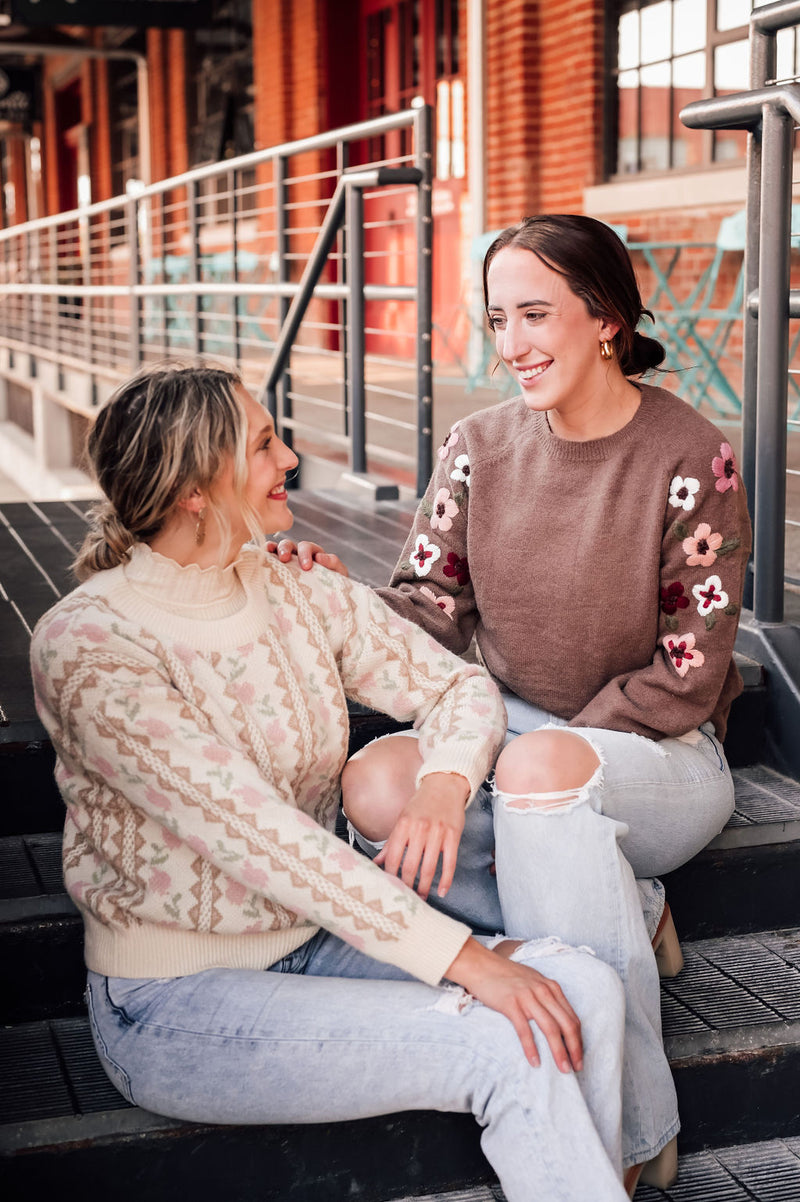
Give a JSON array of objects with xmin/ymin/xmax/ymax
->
[
  {"xmin": 376, "ymin": 772, "xmax": 468, "ymax": 900},
  {"xmin": 265, "ymin": 538, "xmax": 349, "ymax": 577},
  {"xmin": 446, "ymin": 938, "xmax": 583, "ymax": 1074}
]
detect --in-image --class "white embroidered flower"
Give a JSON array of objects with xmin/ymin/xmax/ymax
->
[
  {"xmin": 692, "ymin": 574, "xmax": 729, "ymax": 615},
  {"xmin": 450, "ymin": 453, "xmax": 471, "ymax": 488},
  {"xmin": 410, "ymin": 534, "xmax": 441, "ymax": 577},
  {"xmin": 668, "ymin": 475, "xmax": 700, "ymax": 511}
]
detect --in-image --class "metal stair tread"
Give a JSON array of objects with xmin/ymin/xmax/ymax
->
[{"xmin": 636, "ymin": 1136, "xmax": 800, "ymax": 1200}]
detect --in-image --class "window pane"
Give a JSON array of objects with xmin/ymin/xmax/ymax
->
[
  {"xmin": 641, "ymin": 60, "xmax": 671, "ymax": 170},
  {"xmin": 617, "ymin": 68, "xmax": 639, "ymax": 174},
  {"xmin": 673, "ymin": 0, "xmax": 706, "ymax": 54},
  {"xmin": 714, "ymin": 39, "xmax": 749, "ymax": 90},
  {"xmin": 717, "ymin": 0, "xmax": 750, "ymax": 32},
  {"xmin": 714, "ymin": 41, "xmax": 749, "ymax": 161},
  {"xmin": 640, "ymin": 1, "xmax": 671, "ymax": 64},
  {"xmin": 776, "ymin": 28, "xmax": 798, "ymax": 82},
  {"xmin": 672, "ymin": 53, "xmax": 706, "ymax": 167},
  {"xmin": 618, "ymin": 8, "xmax": 640, "ymax": 70}
]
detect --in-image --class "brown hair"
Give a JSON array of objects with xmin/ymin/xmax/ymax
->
[
  {"xmin": 73, "ymin": 363, "xmax": 256, "ymax": 580},
  {"xmin": 483, "ymin": 214, "xmax": 665, "ymax": 377}
]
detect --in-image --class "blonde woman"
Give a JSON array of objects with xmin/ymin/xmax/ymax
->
[{"xmin": 31, "ymin": 364, "xmax": 630, "ymax": 1201}]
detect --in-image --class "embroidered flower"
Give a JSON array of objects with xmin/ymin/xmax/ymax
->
[
  {"xmin": 410, "ymin": 533, "xmax": 441, "ymax": 577},
  {"xmin": 692, "ymin": 574, "xmax": 729, "ymax": 616},
  {"xmin": 660, "ymin": 582, "xmax": 690, "ymax": 615},
  {"xmin": 442, "ymin": 552, "xmax": 470, "ymax": 586},
  {"xmin": 437, "ymin": 424, "xmax": 460, "ymax": 460},
  {"xmin": 420, "ymin": 585, "xmax": 456, "ymax": 618},
  {"xmin": 668, "ymin": 476, "xmax": 700, "ymax": 512},
  {"xmin": 712, "ymin": 442, "xmax": 739, "ymax": 493},
  {"xmin": 430, "ymin": 487, "xmax": 459, "ymax": 532},
  {"xmin": 662, "ymin": 632, "xmax": 705, "ymax": 678},
  {"xmin": 682, "ymin": 522, "xmax": 723, "ymax": 567},
  {"xmin": 450, "ymin": 454, "xmax": 471, "ymax": 487}
]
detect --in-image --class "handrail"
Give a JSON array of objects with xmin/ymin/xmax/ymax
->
[{"xmin": 682, "ymin": 12, "xmax": 800, "ymax": 624}]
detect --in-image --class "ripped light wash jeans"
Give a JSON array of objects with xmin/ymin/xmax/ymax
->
[
  {"xmin": 352, "ymin": 692, "xmax": 736, "ymax": 1169},
  {"xmin": 86, "ymin": 929, "xmax": 629, "ymax": 1202}
]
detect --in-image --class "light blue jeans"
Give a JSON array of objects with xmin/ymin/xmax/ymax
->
[
  {"xmin": 86, "ymin": 929, "xmax": 629, "ymax": 1202},
  {"xmin": 353, "ymin": 693, "xmax": 736, "ymax": 1169}
]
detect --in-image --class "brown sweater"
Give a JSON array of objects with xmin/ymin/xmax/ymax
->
[{"xmin": 379, "ymin": 385, "xmax": 752, "ymax": 742}]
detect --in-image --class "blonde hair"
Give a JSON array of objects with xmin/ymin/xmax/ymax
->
[{"xmin": 73, "ymin": 364, "xmax": 263, "ymax": 580}]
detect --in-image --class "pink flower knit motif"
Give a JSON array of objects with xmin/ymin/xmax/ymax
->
[
  {"xmin": 662, "ymin": 632, "xmax": 705, "ymax": 677},
  {"xmin": 430, "ymin": 487, "xmax": 459, "ymax": 533},
  {"xmin": 683, "ymin": 523, "xmax": 723, "ymax": 567},
  {"xmin": 712, "ymin": 442, "xmax": 739, "ymax": 493}
]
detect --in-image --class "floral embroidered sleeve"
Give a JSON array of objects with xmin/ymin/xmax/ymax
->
[
  {"xmin": 309, "ymin": 565, "xmax": 506, "ymax": 795},
  {"xmin": 376, "ymin": 422, "xmax": 479, "ymax": 656},
  {"xmin": 570, "ymin": 438, "xmax": 752, "ymax": 739}
]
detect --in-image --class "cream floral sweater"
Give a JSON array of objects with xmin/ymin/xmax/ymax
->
[{"xmin": 31, "ymin": 544, "xmax": 506, "ymax": 986}]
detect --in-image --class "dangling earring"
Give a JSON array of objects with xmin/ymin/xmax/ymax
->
[
  {"xmin": 600, "ymin": 340, "xmax": 614, "ymax": 361},
  {"xmin": 195, "ymin": 507, "xmax": 207, "ymax": 546}
]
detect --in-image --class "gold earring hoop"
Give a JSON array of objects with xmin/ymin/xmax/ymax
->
[
  {"xmin": 600, "ymin": 340, "xmax": 614, "ymax": 361},
  {"xmin": 195, "ymin": 507, "xmax": 207, "ymax": 546}
]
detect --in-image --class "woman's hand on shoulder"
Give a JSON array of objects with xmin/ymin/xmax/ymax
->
[
  {"xmin": 446, "ymin": 937, "xmax": 583, "ymax": 1073},
  {"xmin": 266, "ymin": 538, "xmax": 349, "ymax": 577},
  {"xmin": 375, "ymin": 772, "xmax": 468, "ymax": 901}
]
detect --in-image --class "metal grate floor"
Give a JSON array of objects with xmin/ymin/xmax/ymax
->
[
  {"xmin": 637, "ymin": 1137, "xmax": 800, "ymax": 1200},
  {"xmin": 720, "ymin": 766, "xmax": 800, "ymax": 840},
  {"xmin": 662, "ymin": 928, "xmax": 800, "ymax": 1042},
  {"xmin": 387, "ymin": 1140, "xmax": 800, "ymax": 1202}
]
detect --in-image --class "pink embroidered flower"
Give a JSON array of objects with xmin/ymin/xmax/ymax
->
[
  {"xmin": 45, "ymin": 618, "xmax": 69, "ymax": 639},
  {"xmin": 662, "ymin": 632, "xmax": 705, "ymax": 677},
  {"xmin": 437, "ymin": 424, "xmax": 460, "ymax": 460},
  {"xmin": 265, "ymin": 719, "xmax": 287, "ymax": 745},
  {"xmin": 442, "ymin": 552, "xmax": 470, "ymax": 586},
  {"xmin": 692, "ymin": 574, "xmax": 729, "ymax": 616},
  {"xmin": 660, "ymin": 582, "xmax": 690, "ymax": 615},
  {"xmin": 712, "ymin": 442, "xmax": 739, "ymax": 492},
  {"xmin": 450, "ymin": 454, "xmax": 471, "ymax": 487},
  {"xmin": 430, "ymin": 487, "xmax": 459, "ymax": 532},
  {"xmin": 232, "ymin": 681, "xmax": 255, "ymax": 705},
  {"xmin": 419, "ymin": 586, "xmax": 456, "ymax": 618},
  {"xmin": 410, "ymin": 533, "xmax": 441, "ymax": 577},
  {"xmin": 145, "ymin": 784, "xmax": 171, "ymax": 810},
  {"xmin": 668, "ymin": 476, "xmax": 700, "ymax": 512},
  {"xmin": 682, "ymin": 523, "xmax": 723, "ymax": 567}
]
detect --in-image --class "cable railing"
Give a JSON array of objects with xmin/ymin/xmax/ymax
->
[{"xmin": 0, "ymin": 106, "xmax": 434, "ymax": 493}]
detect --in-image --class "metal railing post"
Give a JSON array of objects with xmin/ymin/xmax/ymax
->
[
  {"xmin": 230, "ymin": 167, "xmax": 241, "ymax": 365},
  {"xmin": 275, "ymin": 155, "xmax": 292, "ymax": 443},
  {"xmin": 128, "ymin": 196, "xmax": 142, "ymax": 370},
  {"xmin": 346, "ymin": 181, "xmax": 366, "ymax": 474},
  {"xmin": 187, "ymin": 179, "xmax": 201, "ymax": 356},
  {"xmin": 753, "ymin": 101, "xmax": 793, "ymax": 623},
  {"xmin": 415, "ymin": 104, "xmax": 434, "ymax": 497}
]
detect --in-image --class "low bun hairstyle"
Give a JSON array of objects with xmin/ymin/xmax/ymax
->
[
  {"xmin": 483, "ymin": 214, "xmax": 666, "ymax": 378},
  {"xmin": 73, "ymin": 364, "xmax": 247, "ymax": 581}
]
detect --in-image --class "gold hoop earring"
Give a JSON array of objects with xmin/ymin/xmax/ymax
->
[
  {"xmin": 600, "ymin": 340, "xmax": 614, "ymax": 361},
  {"xmin": 195, "ymin": 507, "xmax": 207, "ymax": 546}
]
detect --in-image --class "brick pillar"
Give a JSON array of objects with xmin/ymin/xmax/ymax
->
[{"xmin": 485, "ymin": 0, "xmax": 541, "ymax": 228}]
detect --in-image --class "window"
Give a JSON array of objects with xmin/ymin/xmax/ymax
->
[{"xmin": 610, "ymin": 0, "xmax": 800, "ymax": 176}]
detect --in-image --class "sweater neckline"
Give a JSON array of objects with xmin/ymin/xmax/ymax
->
[
  {"xmin": 532, "ymin": 383, "xmax": 656, "ymax": 462},
  {"xmin": 123, "ymin": 542, "xmax": 250, "ymax": 619}
]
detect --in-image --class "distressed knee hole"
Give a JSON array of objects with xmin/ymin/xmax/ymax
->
[{"xmin": 497, "ymin": 786, "xmax": 584, "ymax": 814}]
